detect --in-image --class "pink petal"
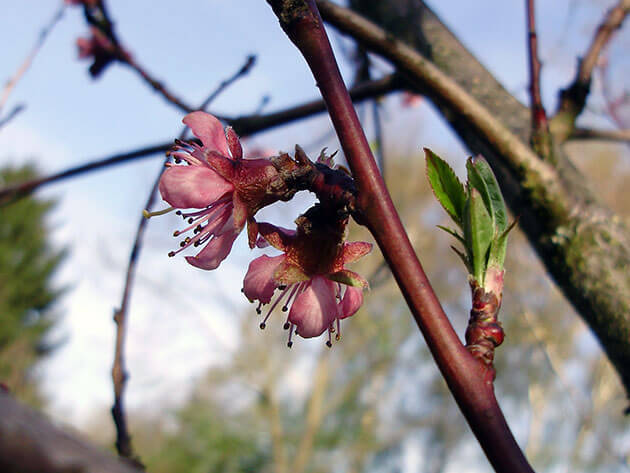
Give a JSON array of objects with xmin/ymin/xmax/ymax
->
[
  {"xmin": 341, "ymin": 241, "xmax": 373, "ymax": 264},
  {"xmin": 159, "ymin": 165, "xmax": 233, "ymax": 209},
  {"xmin": 243, "ymin": 254, "xmax": 285, "ymax": 304},
  {"xmin": 289, "ymin": 276, "xmax": 338, "ymax": 338},
  {"xmin": 185, "ymin": 230, "xmax": 238, "ymax": 270},
  {"xmin": 338, "ymin": 286, "xmax": 363, "ymax": 320},
  {"xmin": 182, "ymin": 112, "xmax": 229, "ymax": 156}
]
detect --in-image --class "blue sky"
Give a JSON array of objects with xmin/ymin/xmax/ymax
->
[{"xmin": 0, "ymin": 0, "xmax": 627, "ymax": 428}]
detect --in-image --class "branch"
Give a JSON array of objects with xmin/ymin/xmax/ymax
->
[
  {"xmin": 525, "ymin": 0, "xmax": 552, "ymax": 157},
  {"xmin": 0, "ymin": 5, "xmax": 64, "ymax": 113},
  {"xmin": 0, "ymin": 74, "xmax": 402, "ymax": 205},
  {"xmin": 265, "ymin": 1, "xmax": 534, "ymax": 471},
  {"xmin": 77, "ymin": 0, "xmax": 196, "ymax": 113},
  {"xmin": 568, "ymin": 127, "xmax": 630, "ymax": 142},
  {"xmin": 0, "ymin": 104, "xmax": 26, "ymax": 131},
  {"xmin": 0, "ymin": 392, "xmax": 142, "ymax": 473},
  {"xmin": 551, "ymin": 0, "xmax": 630, "ymax": 140}
]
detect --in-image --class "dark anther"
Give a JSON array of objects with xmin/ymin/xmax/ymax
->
[
  {"xmin": 259, "ymin": 322, "xmax": 266, "ymax": 329},
  {"xmin": 283, "ymin": 322, "xmax": 290, "ymax": 330}
]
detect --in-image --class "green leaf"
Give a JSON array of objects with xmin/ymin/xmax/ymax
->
[
  {"xmin": 436, "ymin": 225, "xmax": 466, "ymax": 245},
  {"xmin": 466, "ymin": 156, "xmax": 508, "ymax": 234},
  {"xmin": 425, "ymin": 148, "xmax": 466, "ymax": 227},
  {"xmin": 463, "ymin": 188, "xmax": 494, "ymax": 283},
  {"xmin": 487, "ymin": 218, "xmax": 519, "ymax": 269},
  {"xmin": 450, "ymin": 245, "xmax": 472, "ymax": 274}
]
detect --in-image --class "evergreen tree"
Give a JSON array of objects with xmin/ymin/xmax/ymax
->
[{"xmin": 0, "ymin": 164, "xmax": 66, "ymax": 405}]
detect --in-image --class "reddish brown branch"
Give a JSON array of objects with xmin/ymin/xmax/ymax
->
[
  {"xmin": 552, "ymin": 0, "xmax": 630, "ymax": 140},
  {"xmin": 266, "ymin": 1, "xmax": 534, "ymax": 471}
]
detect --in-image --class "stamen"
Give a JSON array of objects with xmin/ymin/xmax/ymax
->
[
  {"xmin": 336, "ymin": 319, "xmax": 341, "ymax": 341},
  {"xmin": 287, "ymin": 324, "xmax": 295, "ymax": 348},
  {"xmin": 281, "ymin": 284, "xmax": 301, "ymax": 312},
  {"xmin": 256, "ymin": 302, "xmax": 262, "ymax": 315},
  {"xmin": 143, "ymin": 206, "xmax": 175, "ymax": 219},
  {"xmin": 326, "ymin": 329, "xmax": 332, "ymax": 348},
  {"xmin": 260, "ymin": 285, "xmax": 293, "ymax": 328}
]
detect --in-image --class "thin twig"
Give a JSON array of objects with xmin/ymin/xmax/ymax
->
[
  {"xmin": 0, "ymin": 104, "xmax": 26, "ymax": 131},
  {"xmin": 568, "ymin": 127, "xmax": 630, "ymax": 142},
  {"xmin": 525, "ymin": 0, "xmax": 549, "ymax": 137},
  {"xmin": 0, "ymin": 5, "xmax": 65, "ymax": 112},
  {"xmin": 109, "ymin": 55, "xmax": 259, "ymax": 463},
  {"xmin": 80, "ymin": 0, "xmax": 196, "ymax": 113},
  {"xmin": 551, "ymin": 0, "xmax": 630, "ymax": 140},
  {"xmin": 0, "ymin": 74, "xmax": 402, "ymax": 205}
]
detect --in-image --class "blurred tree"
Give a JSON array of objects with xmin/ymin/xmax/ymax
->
[{"xmin": 0, "ymin": 164, "xmax": 65, "ymax": 406}]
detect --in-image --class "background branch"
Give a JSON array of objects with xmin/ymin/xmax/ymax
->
[
  {"xmin": 0, "ymin": 392, "xmax": 142, "ymax": 473},
  {"xmin": 551, "ymin": 0, "xmax": 630, "ymax": 140}
]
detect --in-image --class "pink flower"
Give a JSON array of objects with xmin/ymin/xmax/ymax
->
[
  {"xmin": 242, "ymin": 222, "xmax": 372, "ymax": 347},
  {"xmin": 156, "ymin": 112, "xmax": 283, "ymax": 270}
]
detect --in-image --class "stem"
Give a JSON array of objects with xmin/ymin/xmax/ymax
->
[{"xmin": 265, "ymin": 1, "xmax": 534, "ymax": 471}]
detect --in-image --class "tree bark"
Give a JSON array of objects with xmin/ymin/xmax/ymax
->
[
  {"xmin": 330, "ymin": 0, "xmax": 630, "ymax": 399},
  {"xmin": 0, "ymin": 392, "xmax": 142, "ymax": 473}
]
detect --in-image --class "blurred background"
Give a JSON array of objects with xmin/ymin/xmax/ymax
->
[{"xmin": 0, "ymin": 0, "xmax": 628, "ymax": 472}]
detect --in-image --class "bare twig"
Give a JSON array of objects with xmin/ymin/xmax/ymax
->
[
  {"xmin": 199, "ymin": 55, "xmax": 257, "ymax": 112},
  {"xmin": 0, "ymin": 5, "xmax": 64, "ymax": 113},
  {"xmin": 0, "ymin": 392, "xmax": 142, "ymax": 473},
  {"xmin": 568, "ymin": 127, "xmax": 630, "ymax": 142},
  {"xmin": 526, "ymin": 0, "xmax": 547, "ymax": 131},
  {"xmin": 551, "ymin": 0, "xmax": 630, "ymax": 140},
  {"xmin": 266, "ymin": 1, "xmax": 534, "ymax": 471},
  {"xmin": 0, "ymin": 74, "xmax": 402, "ymax": 205},
  {"xmin": 0, "ymin": 104, "xmax": 26, "ymax": 131},
  {"xmin": 525, "ymin": 0, "xmax": 552, "ymax": 158},
  {"xmin": 78, "ymin": 0, "xmax": 196, "ymax": 113},
  {"xmin": 0, "ymin": 144, "xmax": 169, "ymax": 205}
]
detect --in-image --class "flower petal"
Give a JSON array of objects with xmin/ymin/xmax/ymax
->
[
  {"xmin": 243, "ymin": 254, "xmax": 285, "ymax": 304},
  {"xmin": 159, "ymin": 166, "xmax": 233, "ymax": 209},
  {"xmin": 185, "ymin": 230, "xmax": 238, "ymax": 270},
  {"xmin": 338, "ymin": 286, "xmax": 363, "ymax": 319},
  {"xmin": 182, "ymin": 112, "xmax": 229, "ymax": 156},
  {"xmin": 289, "ymin": 276, "xmax": 338, "ymax": 338}
]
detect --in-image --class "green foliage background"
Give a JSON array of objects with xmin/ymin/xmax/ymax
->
[{"xmin": 0, "ymin": 164, "xmax": 65, "ymax": 405}]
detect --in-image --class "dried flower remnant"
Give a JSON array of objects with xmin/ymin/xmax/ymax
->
[
  {"xmin": 75, "ymin": 26, "xmax": 127, "ymax": 77},
  {"xmin": 149, "ymin": 112, "xmax": 287, "ymax": 270},
  {"xmin": 242, "ymin": 212, "xmax": 371, "ymax": 348}
]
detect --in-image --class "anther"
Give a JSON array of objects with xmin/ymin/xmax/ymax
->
[
  {"xmin": 287, "ymin": 341, "xmax": 293, "ymax": 348},
  {"xmin": 179, "ymin": 241, "xmax": 186, "ymax": 247},
  {"xmin": 176, "ymin": 210, "xmax": 182, "ymax": 216},
  {"xmin": 173, "ymin": 231, "xmax": 180, "ymax": 237},
  {"xmin": 188, "ymin": 218, "xmax": 194, "ymax": 224},
  {"xmin": 259, "ymin": 322, "xmax": 266, "ymax": 329},
  {"xmin": 278, "ymin": 285, "xmax": 287, "ymax": 290},
  {"xmin": 326, "ymin": 340, "xmax": 332, "ymax": 348},
  {"xmin": 283, "ymin": 322, "xmax": 290, "ymax": 330},
  {"xmin": 168, "ymin": 251, "xmax": 175, "ymax": 257}
]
